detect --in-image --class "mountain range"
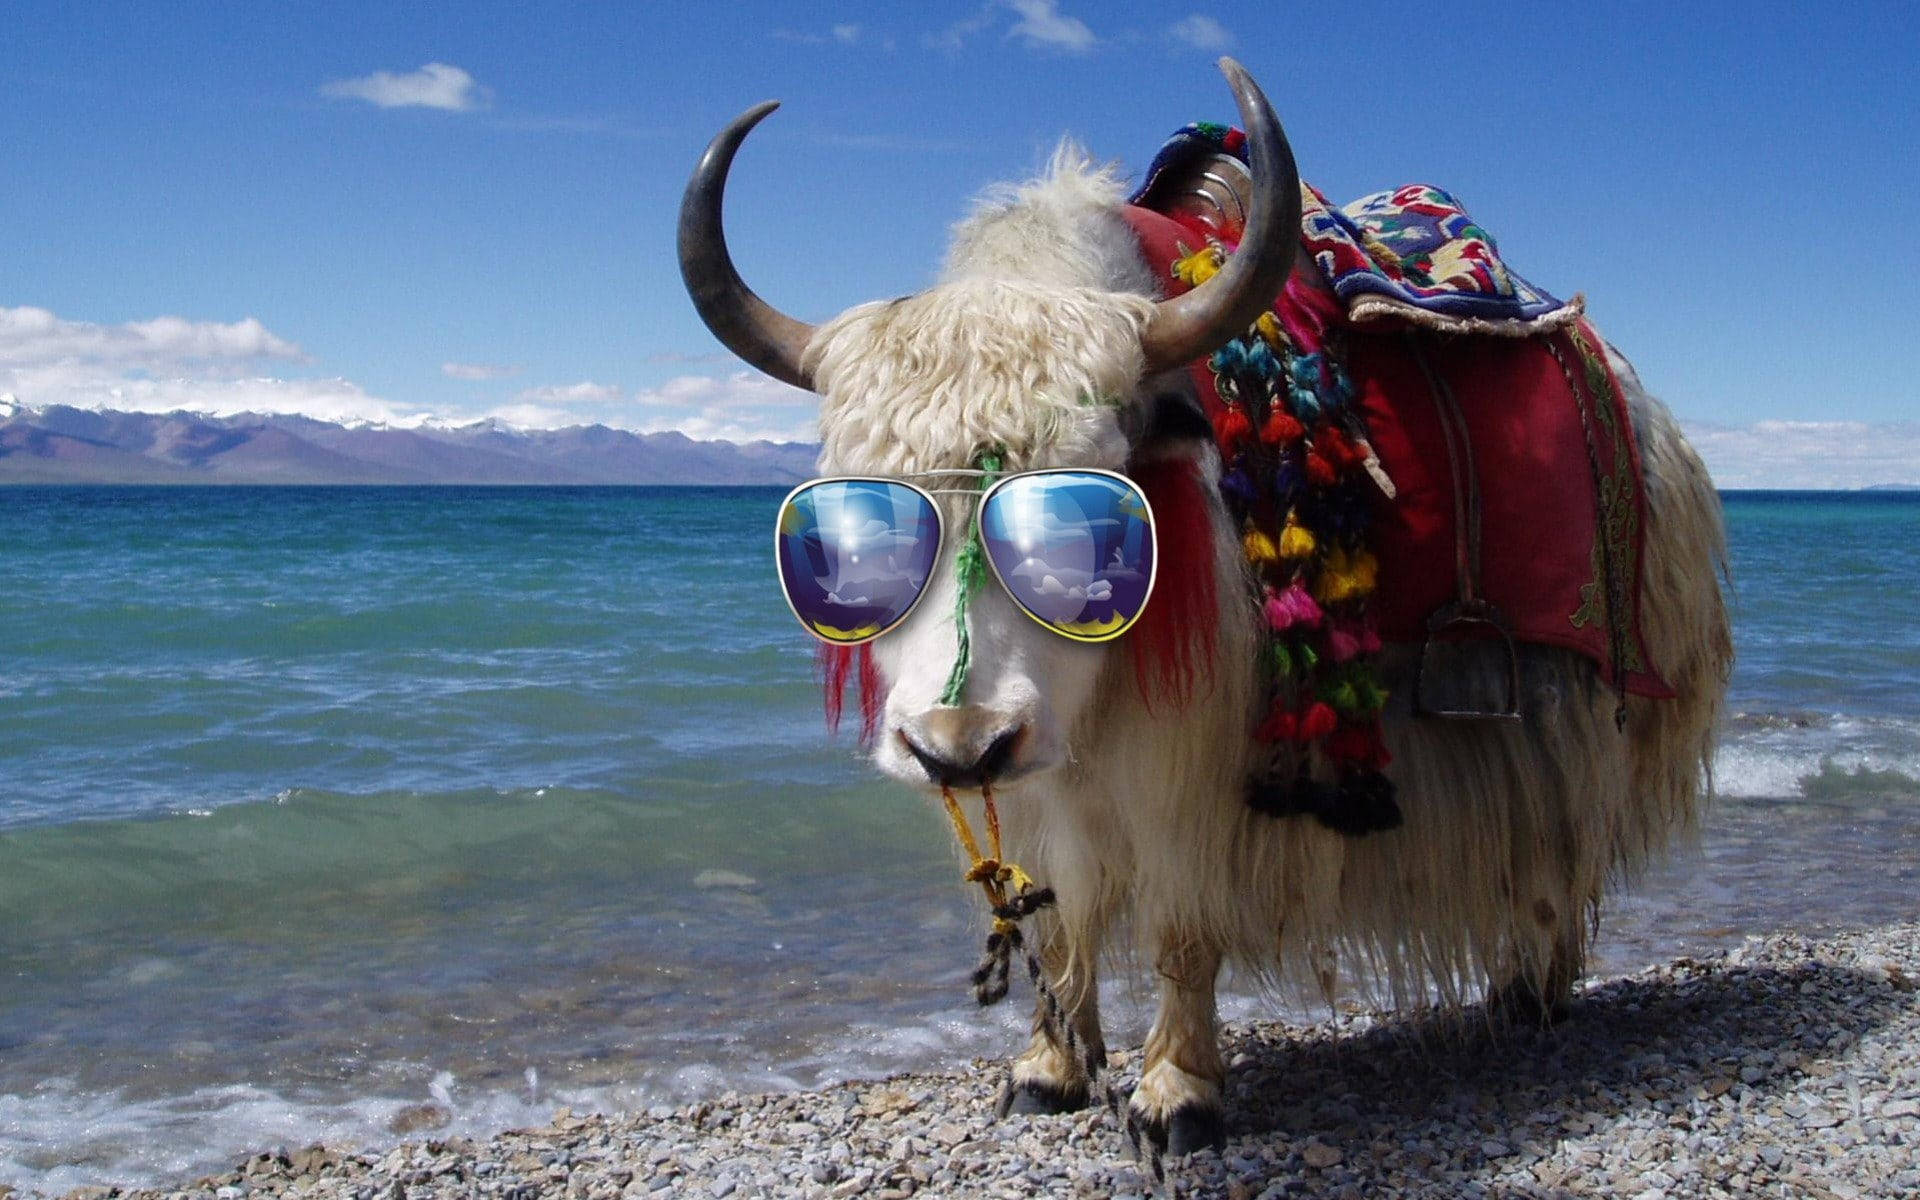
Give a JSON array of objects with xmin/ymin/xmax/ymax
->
[{"xmin": 0, "ymin": 403, "xmax": 819, "ymax": 485}]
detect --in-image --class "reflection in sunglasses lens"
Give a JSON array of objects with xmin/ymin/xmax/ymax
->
[
  {"xmin": 776, "ymin": 481, "xmax": 942, "ymax": 644},
  {"xmin": 979, "ymin": 471, "xmax": 1155, "ymax": 641}
]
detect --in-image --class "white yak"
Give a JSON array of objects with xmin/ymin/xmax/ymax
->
[{"xmin": 678, "ymin": 59, "xmax": 1731, "ymax": 1156}]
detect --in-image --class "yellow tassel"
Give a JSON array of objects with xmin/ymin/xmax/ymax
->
[
  {"xmin": 1279, "ymin": 518, "xmax": 1315, "ymax": 560},
  {"xmin": 1351, "ymin": 550, "xmax": 1379, "ymax": 595},
  {"xmin": 1173, "ymin": 245, "xmax": 1223, "ymax": 288},
  {"xmin": 1255, "ymin": 311, "xmax": 1285, "ymax": 347},
  {"xmin": 1243, "ymin": 528, "xmax": 1280, "ymax": 564},
  {"xmin": 1308, "ymin": 546, "xmax": 1380, "ymax": 604},
  {"xmin": 1314, "ymin": 547, "xmax": 1356, "ymax": 603}
]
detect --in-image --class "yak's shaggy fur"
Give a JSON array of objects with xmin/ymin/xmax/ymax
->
[{"xmin": 804, "ymin": 146, "xmax": 1732, "ymax": 1144}]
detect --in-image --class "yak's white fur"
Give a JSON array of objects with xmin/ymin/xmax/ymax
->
[{"xmin": 800, "ymin": 147, "xmax": 1732, "ymax": 1131}]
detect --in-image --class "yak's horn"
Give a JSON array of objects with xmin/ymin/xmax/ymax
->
[
  {"xmin": 678, "ymin": 101, "xmax": 817, "ymax": 392},
  {"xmin": 1139, "ymin": 58, "xmax": 1302, "ymax": 377}
]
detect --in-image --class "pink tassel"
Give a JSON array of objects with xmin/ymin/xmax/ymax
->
[
  {"xmin": 1279, "ymin": 583, "xmax": 1322, "ymax": 630},
  {"xmin": 1326, "ymin": 628, "xmax": 1360, "ymax": 662},
  {"xmin": 1263, "ymin": 588, "xmax": 1294, "ymax": 632}
]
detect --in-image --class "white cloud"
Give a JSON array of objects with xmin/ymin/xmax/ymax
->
[
  {"xmin": 0, "ymin": 305, "xmax": 817, "ymax": 442},
  {"xmin": 442, "ymin": 361, "xmax": 520, "ymax": 381},
  {"xmin": 927, "ymin": 8, "xmax": 996, "ymax": 52},
  {"xmin": 0, "ymin": 305, "xmax": 422, "ymax": 425},
  {"xmin": 1167, "ymin": 15, "xmax": 1231, "ymax": 51},
  {"xmin": 483, "ymin": 402, "xmax": 585, "ymax": 429},
  {"xmin": 1683, "ymin": 420, "xmax": 1920, "ymax": 489},
  {"xmin": 929, "ymin": 1, "xmax": 1093, "ymax": 54},
  {"xmin": 773, "ymin": 22, "xmax": 876, "ymax": 47},
  {"xmin": 513, "ymin": 380, "xmax": 623, "ymax": 406},
  {"xmin": 497, "ymin": 372, "xmax": 815, "ymax": 442},
  {"xmin": 628, "ymin": 372, "xmax": 817, "ymax": 442},
  {"xmin": 1005, "ymin": 0, "xmax": 1096, "ymax": 52},
  {"xmin": 1, "ymin": 306, "xmax": 304, "ymax": 367},
  {"xmin": 2, "ymin": 360, "xmax": 427, "ymax": 426},
  {"xmin": 319, "ymin": 63, "xmax": 489, "ymax": 112}
]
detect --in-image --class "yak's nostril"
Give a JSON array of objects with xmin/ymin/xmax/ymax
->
[{"xmin": 899, "ymin": 725, "xmax": 1025, "ymax": 788}]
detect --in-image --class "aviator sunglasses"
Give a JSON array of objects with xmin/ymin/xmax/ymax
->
[{"xmin": 775, "ymin": 468, "xmax": 1158, "ymax": 646}]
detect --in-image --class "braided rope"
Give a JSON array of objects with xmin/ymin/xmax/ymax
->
[{"xmin": 936, "ymin": 450, "xmax": 1004, "ymax": 707}]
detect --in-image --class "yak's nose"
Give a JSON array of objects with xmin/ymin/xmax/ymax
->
[{"xmin": 898, "ymin": 712, "xmax": 1025, "ymax": 788}]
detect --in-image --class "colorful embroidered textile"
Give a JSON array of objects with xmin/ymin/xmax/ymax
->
[
  {"xmin": 1344, "ymin": 325, "xmax": 1668, "ymax": 697},
  {"xmin": 1120, "ymin": 124, "xmax": 1669, "ymax": 829},
  {"xmin": 1130, "ymin": 124, "xmax": 1583, "ymax": 335}
]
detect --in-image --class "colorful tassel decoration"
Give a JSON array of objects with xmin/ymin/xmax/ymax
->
[
  {"xmin": 1278, "ymin": 516, "xmax": 1316, "ymax": 560},
  {"xmin": 1216, "ymin": 407, "xmax": 1252, "ymax": 450},
  {"xmin": 1243, "ymin": 528, "xmax": 1280, "ymax": 565},
  {"xmin": 1256, "ymin": 704, "xmax": 1296, "ymax": 743},
  {"xmin": 1326, "ymin": 627, "xmax": 1360, "ymax": 662},
  {"xmin": 1173, "ymin": 245, "xmax": 1223, "ymax": 288},
  {"xmin": 1304, "ymin": 450, "xmax": 1337, "ymax": 487},
  {"xmin": 1171, "ymin": 139, "xmax": 1394, "ymax": 837},
  {"xmin": 1261, "ymin": 410, "xmax": 1306, "ymax": 446},
  {"xmin": 1298, "ymin": 701, "xmax": 1339, "ymax": 742}
]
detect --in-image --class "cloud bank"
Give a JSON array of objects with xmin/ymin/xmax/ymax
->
[
  {"xmin": 13, "ymin": 309, "xmax": 1913, "ymax": 465},
  {"xmin": 1682, "ymin": 420, "xmax": 1920, "ymax": 490}
]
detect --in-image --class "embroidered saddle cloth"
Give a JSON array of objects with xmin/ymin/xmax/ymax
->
[
  {"xmin": 1129, "ymin": 122, "xmax": 1583, "ymax": 335},
  {"xmin": 1123, "ymin": 126, "xmax": 1668, "ymax": 696}
]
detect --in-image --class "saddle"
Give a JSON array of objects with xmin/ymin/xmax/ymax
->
[{"xmin": 1124, "ymin": 125, "xmax": 1669, "ymax": 721}]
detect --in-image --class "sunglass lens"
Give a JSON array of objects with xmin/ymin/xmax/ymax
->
[
  {"xmin": 776, "ymin": 480, "xmax": 941, "ymax": 644},
  {"xmin": 980, "ymin": 471, "xmax": 1155, "ymax": 641}
]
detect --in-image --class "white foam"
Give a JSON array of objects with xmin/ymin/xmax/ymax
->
[
  {"xmin": 0, "ymin": 1073, "xmax": 598, "ymax": 1195},
  {"xmin": 1712, "ymin": 712, "xmax": 1920, "ymax": 799}
]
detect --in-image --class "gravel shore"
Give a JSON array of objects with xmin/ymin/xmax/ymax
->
[{"xmin": 30, "ymin": 920, "xmax": 1920, "ymax": 1200}]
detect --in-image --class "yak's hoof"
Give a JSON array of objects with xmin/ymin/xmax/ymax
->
[
  {"xmin": 1490, "ymin": 977, "xmax": 1573, "ymax": 1027},
  {"xmin": 1127, "ymin": 1100, "xmax": 1225, "ymax": 1158},
  {"xmin": 996, "ymin": 1079, "xmax": 1090, "ymax": 1119}
]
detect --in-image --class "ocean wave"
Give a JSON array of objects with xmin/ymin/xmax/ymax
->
[{"xmin": 1713, "ymin": 710, "xmax": 1920, "ymax": 801}]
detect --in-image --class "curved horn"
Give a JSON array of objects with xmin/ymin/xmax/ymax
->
[
  {"xmin": 1139, "ymin": 58, "xmax": 1302, "ymax": 376},
  {"xmin": 678, "ymin": 101, "xmax": 817, "ymax": 391}
]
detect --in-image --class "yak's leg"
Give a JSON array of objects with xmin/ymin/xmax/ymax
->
[
  {"xmin": 1491, "ymin": 899, "xmax": 1583, "ymax": 1025},
  {"xmin": 1128, "ymin": 933, "xmax": 1226, "ymax": 1156},
  {"xmin": 1490, "ymin": 856, "xmax": 1587, "ymax": 1026},
  {"xmin": 1001, "ymin": 926, "xmax": 1105, "ymax": 1115}
]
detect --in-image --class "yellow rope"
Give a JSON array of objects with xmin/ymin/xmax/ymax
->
[{"xmin": 942, "ymin": 783, "xmax": 1038, "ymax": 936}]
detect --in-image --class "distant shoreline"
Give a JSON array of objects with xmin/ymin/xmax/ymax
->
[{"xmin": 50, "ymin": 919, "xmax": 1920, "ymax": 1200}]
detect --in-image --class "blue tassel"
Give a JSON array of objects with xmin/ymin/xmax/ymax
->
[
  {"xmin": 1272, "ymin": 460, "xmax": 1303, "ymax": 505},
  {"xmin": 1210, "ymin": 342, "xmax": 1248, "ymax": 375},
  {"xmin": 1220, "ymin": 467, "xmax": 1258, "ymax": 507},
  {"xmin": 1245, "ymin": 339, "xmax": 1280, "ymax": 381}
]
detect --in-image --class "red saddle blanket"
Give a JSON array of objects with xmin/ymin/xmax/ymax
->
[{"xmin": 1123, "ymin": 202, "xmax": 1669, "ymax": 697}]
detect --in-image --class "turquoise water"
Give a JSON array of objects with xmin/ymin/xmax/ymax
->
[{"xmin": 2, "ymin": 486, "xmax": 1918, "ymax": 1191}]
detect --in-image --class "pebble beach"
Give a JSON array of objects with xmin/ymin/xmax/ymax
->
[{"xmin": 33, "ymin": 918, "xmax": 1918, "ymax": 1200}]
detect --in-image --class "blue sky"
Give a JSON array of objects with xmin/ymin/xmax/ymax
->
[{"xmin": 4, "ymin": 1, "xmax": 1916, "ymax": 484}]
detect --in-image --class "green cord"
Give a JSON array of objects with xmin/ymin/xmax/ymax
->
[{"xmin": 937, "ymin": 449, "xmax": 1004, "ymax": 707}]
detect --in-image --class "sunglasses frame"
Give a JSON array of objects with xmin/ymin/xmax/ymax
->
[{"xmin": 775, "ymin": 467, "xmax": 1158, "ymax": 647}]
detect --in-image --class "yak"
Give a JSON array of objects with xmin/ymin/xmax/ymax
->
[{"xmin": 678, "ymin": 59, "xmax": 1731, "ymax": 1158}]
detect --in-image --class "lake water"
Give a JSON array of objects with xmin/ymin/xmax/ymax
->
[{"xmin": 3, "ymin": 486, "xmax": 1916, "ymax": 1192}]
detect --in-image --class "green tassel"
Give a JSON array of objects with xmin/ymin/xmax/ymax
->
[
  {"xmin": 937, "ymin": 449, "xmax": 1004, "ymax": 707},
  {"xmin": 1268, "ymin": 642, "xmax": 1294, "ymax": 679}
]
